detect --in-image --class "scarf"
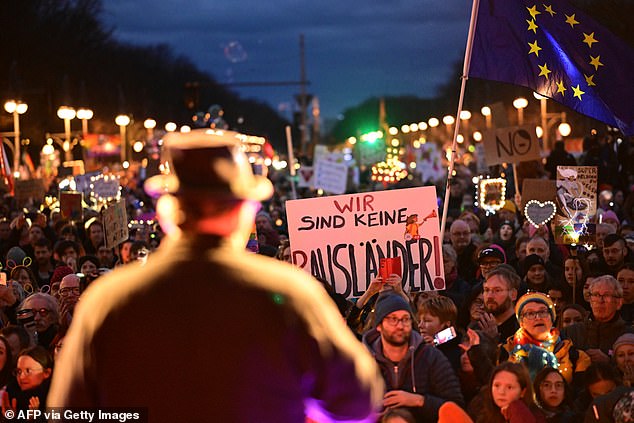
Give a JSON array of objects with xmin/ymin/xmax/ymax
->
[{"xmin": 510, "ymin": 327, "xmax": 560, "ymax": 379}]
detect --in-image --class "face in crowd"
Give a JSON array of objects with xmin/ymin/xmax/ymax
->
[
  {"xmin": 519, "ymin": 301, "xmax": 553, "ymax": 341},
  {"xmin": 618, "ymin": 267, "xmax": 634, "ymax": 304},
  {"xmin": 377, "ymin": 310, "xmax": 412, "ymax": 347},
  {"xmin": 20, "ymin": 296, "xmax": 57, "ymax": 333},
  {"xmin": 538, "ymin": 370, "xmax": 566, "ymax": 410},
  {"xmin": 564, "ymin": 258, "xmax": 583, "ymax": 287},
  {"xmin": 479, "ymin": 256, "xmax": 502, "ymax": 280},
  {"xmin": 483, "ymin": 274, "xmax": 516, "ymax": 316},
  {"xmin": 561, "ymin": 307, "xmax": 584, "ymax": 328},
  {"xmin": 449, "ymin": 220, "xmax": 471, "ymax": 252},
  {"xmin": 16, "ymin": 354, "xmax": 52, "ymax": 391},
  {"xmin": 526, "ymin": 237, "xmax": 549, "ymax": 262},
  {"xmin": 491, "ymin": 370, "xmax": 525, "ymax": 411},
  {"xmin": 526, "ymin": 263, "xmax": 546, "ymax": 286},
  {"xmin": 603, "ymin": 239, "xmax": 627, "ymax": 268},
  {"xmin": 588, "ymin": 278, "xmax": 623, "ymax": 323}
]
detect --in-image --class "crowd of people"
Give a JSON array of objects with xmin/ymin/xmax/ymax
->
[{"xmin": 0, "ymin": 129, "xmax": 633, "ymax": 422}]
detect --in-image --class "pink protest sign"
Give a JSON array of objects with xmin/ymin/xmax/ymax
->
[{"xmin": 286, "ymin": 186, "xmax": 444, "ymax": 298}]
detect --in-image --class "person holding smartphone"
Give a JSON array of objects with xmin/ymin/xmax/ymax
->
[{"xmin": 417, "ymin": 296, "xmax": 461, "ymax": 374}]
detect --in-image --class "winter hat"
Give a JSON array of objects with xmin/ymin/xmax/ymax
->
[
  {"xmin": 613, "ymin": 333, "xmax": 634, "ymax": 354},
  {"xmin": 515, "ymin": 292, "xmax": 556, "ymax": 322},
  {"xmin": 50, "ymin": 265, "xmax": 74, "ymax": 285},
  {"xmin": 500, "ymin": 220, "xmax": 514, "ymax": 230},
  {"xmin": 500, "ymin": 200, "xmax": 517, "ymax": 214},
  {"xmin": 6, "ymin": 247, "xmax": 27, "ymax": 266},
  {"xmin": 601, "ymin": 210, "xmax": 620, "ymax": 225},
  {"xmin": 524, "ymin": 254, "xmax": 545, "ymax": 270},
  {"xmin": 374, "ymin": 293, "xmax": 412, "ymax": 327}
]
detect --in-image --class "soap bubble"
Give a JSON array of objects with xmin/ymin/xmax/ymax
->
[{"xmin": 224, "ymin": 41, "xmax": 247, "ymax": 63}]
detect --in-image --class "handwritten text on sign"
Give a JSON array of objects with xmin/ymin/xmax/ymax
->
[
  {"xmin": 286, "ymin": 186, "xmax": 445, "ymax": 298},
  {"xmin": 483, "ymin": 125, "xmax": 540, "ymax": 166}
]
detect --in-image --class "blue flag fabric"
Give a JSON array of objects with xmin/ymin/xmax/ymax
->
[{"xmin": 469, "ymin": 0, "xmax": 634, "ymax": 135}]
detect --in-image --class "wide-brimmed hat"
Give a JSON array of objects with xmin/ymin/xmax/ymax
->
[{"xmin": 144, "ymin": 129, "xmax": 273, "ymax": 201}]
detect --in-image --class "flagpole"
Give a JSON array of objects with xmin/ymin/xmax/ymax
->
[
  {"xmin": 285, "ymin": 125, "xmax": 298, "ymax": 200},
  {"xmin": 439, "ymin": 0, "xmax": 481, "ymax": 244}
]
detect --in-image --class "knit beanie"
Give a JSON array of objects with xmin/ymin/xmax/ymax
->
[
  {"xmin": 613, "ymin": 333, "xmax": 634, "ymax": 354},
  {"xmin": 6, "ymin": 246, "xmax": 27, "ymax": 266},
  {"xmin": 524, "ymin": 254, "xmax": 545, "ymax": 270},
  {"xmin": 515, "ymin": 292, "xmax": 556, "ymax": 322},
  {"xmin": 374, "ymin": 293, "xmax": 412, "ymax": 327},
  {"xmin": 51, "ymin": 265, "xmax": 74, "ymax": 285}
]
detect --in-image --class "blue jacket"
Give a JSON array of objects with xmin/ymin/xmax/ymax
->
[{"xmin": 363, "ymin": 328, "xmax": 464, "ymax": 422}]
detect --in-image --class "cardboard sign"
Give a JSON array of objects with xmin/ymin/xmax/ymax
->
[
  {"xmin": 314, "ymin": 159, "xmax": 348, "ymax": 194},
  {"xmin": 483, "ymin": 125, "xmax": 540, "ymax": 166},
  {"xmin": 286, "ymin": 186, "xmax": 445, "ymax": 298},
  {"xmin": 59, "ymin": 191, "xmax": 83, "ymax": 221},
  {"xmin": 554, "ymin": 166, "xmax": 597, "ymax": 245},
  {"xmin": 102, "ymin": 199, "xmax": 129, "ymax": 248},
  {"xmin": 479, "ymin": 178, "xmax": 507, "ymax": 213},
  {"xmin": 14, "ymin": 179, "xmax": 46, "ymax": 205},
  {"xmin": 521, "ymin": 178, "xmax": 557, "ymax": 209}
]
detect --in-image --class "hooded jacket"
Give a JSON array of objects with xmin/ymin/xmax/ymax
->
[{"xmin": 363, "ymin": 328, "xmax": 464, "ymax": 422}]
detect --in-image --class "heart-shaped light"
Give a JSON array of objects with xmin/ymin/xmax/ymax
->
[{"xmin": 524, "ymin": 200, "xmax": 557, "ymax": 228}]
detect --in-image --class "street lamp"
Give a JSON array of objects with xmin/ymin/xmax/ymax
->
[
  {"xmin": 57, "ymin": 106, "xmax": 76, "ymax": 162},
  {"xmin": 481, "ymin": 106, "xmax": 492, "ymax": 129},
  {"xmin": 533, "ymin": 92, "xmax": 570, "ymax": 150},
  {"xmin": 165, "ymin": 122, "xmax": 177, "ymax": 132},
  {"xmin": 76, "ymin": 108, "xmax": 93, "ymax": 137},
  {"xmin": 144, "ymin": 118, "xmax": 156, "ymax": 141},
  {"xmin": 512, "ymin": 97, "xmax": 528, "ymax": 125},
  {"xmin": 115, "ymin": 114, "xmax": 130, "ymax": 163},
  {"xmin": 3, "ymin": 100, "xmax": 27, "ymax": 175}
]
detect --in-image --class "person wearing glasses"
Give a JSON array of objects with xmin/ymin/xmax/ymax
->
[
  {"xmin": 563, "ymin": 275, "xmax": 632, "ymax": 364},
  {"xmin": 58, "ymin": 274, "xmax": 81, "ymax": 331},
  {"xmin": 501, "ymin": 292, "xmax": 590, "ymax": 383},
  {"xmin": 482, "ymin": 266, "xmax": 522, "ymax": 342},
  {"xmin": 16, "ymin": 293, "xmax": 59, "ymax": 350},
  {"xmin": 363, "ymin": 293, "xmax": 464, "ymax": 422},
  {"xmin": 2, "ymin": 346, "xmax": 53, "ymax": 415}
]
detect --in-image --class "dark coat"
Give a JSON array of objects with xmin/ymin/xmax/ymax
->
[
  {"xmin": 363, "ymin": 328, "xmax": 464, "ymax": 422},
  {"xmin": 47, "ymin": 234, "xmax": 383, "ymax": 422},
  {"xmin": 562, "ymin": 313, "xmax": 632, "ymax": 355}
]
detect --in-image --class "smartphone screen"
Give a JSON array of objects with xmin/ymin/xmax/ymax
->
[{"xmin": 433, "ymin": 326, "xmax": 457, "ymax": 346}]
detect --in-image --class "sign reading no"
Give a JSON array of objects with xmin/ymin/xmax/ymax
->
[{"xmin": 483, "ymin": 125, "xmax": 541, "ymax": 166}]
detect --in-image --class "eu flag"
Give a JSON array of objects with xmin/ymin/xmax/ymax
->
[{"xmin": 469, "ymin": 0, "xmax": 634, "ymax": 135}]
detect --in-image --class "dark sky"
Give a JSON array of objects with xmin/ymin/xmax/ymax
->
[{"xmin": 102, "ymin": 1, "xmax": 471, "ymax": 121}]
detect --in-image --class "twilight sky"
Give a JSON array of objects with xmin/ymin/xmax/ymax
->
[{"xmin": 102, "ymin": 0, "xmax": 472, "ymax": 121}]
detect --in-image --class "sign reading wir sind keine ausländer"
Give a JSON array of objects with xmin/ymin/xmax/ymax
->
[{"xmin": 286, "ymin": 186, "xmax": 445, "ymax": 298}]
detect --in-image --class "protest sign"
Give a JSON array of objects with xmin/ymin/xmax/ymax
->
[
  {"xmin": 479, "ymin": 178, "xmax": 507, "ymax": 213},
  {"xmin": 286, "ymin": 186, "xmax": 445, "ymax": 298},
  {"xmin": 554, "ymin": 166, "xmax": 597, "ymax": 245},
  {"xmin": 314, "ymin": 159, "xmax": 348, "ymax": 194},
  {"xmin": 59, "ymin": 191, "xmax": 83, "ymax": 221},
  {"xmin": 297, "ymin": 166, "xmax": 314, "ymax": 188},
  {"xmin": 14, "ymin": 179, "xmax": 46, "ymax": 205},
  {"xmin": 483, "ymin": 125, "xmax": 540, "ymax": 166},
  {"xmin": 92, "ymin": 174, "xmax": 121, "ymax": 202},
  {"xmin": 521, "ymin": 179, "xmax": 557, "ymax": 209},
  {"xmin": 102, "ymin": 199, "xmax": 129, "ymax": 248}
]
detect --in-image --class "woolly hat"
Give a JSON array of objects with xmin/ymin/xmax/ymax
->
[
  {"xmin": 6, "ymin": 247, "xmax": 27, "ymax": 266},
  {"xmin": 613, "ymin": 333, "xmax": 634, "ymax": 353},
  {"xmin": 374, "ymin": 293, "xmax": 412, "ymax": 327},
  {"xmin": 515, "ymin": 292, "xmax": 556, "ymax": 322},
  {"xmin": 524, "ymin": 254, "xmax": 545, "ymax": 270},
  {"xmin": 50, "ymin": 265, "xmax": 74, "ymax": 285},
  {"xmin": 500, "ymin": 200, "xmax": 517, "ymax": 214},
  {"xmin": 601, "ymin": 210, "xmax": 620, "ymax": 225}
]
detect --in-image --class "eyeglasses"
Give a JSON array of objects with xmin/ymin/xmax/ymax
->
[
  {"xmin": 480, "ymin": 261, "xmax": 501, "ymax": 268},
  {"xmin": 17, "ymin": 308, "xmax": 50, "ymax": 318},
  {"xmin": 589, "ymin": 292, "xmax": 620, "ymax": 302},
  {"xmin": 521, "ymin": 309, "xmax": 550, "ymax": 320},
  {"xmin": 383, "ymin": 316, "xmax": 412, "ymax": 326},
  {"xmin": 60, "ymin": 287, "xmax": 81, "ymax": 297},
  {"xmin": 483, "ymin": 288, "xmax": 508, "ymax": 296},
  {"xmin": 13, "ymin": 367, "xmax": 44, "ymax": 377},
  {"xmin": 540, "ymin": 381, "xmax": 565, "ymax": 391}
]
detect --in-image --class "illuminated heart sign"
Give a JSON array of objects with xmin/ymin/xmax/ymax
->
[{"xmin": 524, "ymin": 200, "xmax": 557, "ymax": 227}]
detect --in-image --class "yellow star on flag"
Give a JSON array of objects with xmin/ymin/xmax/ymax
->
[
  {"xmin": 565, "ymin": 14, "xmax": 579, "ymax": 28},
  {"xmin": 572, "ymin": 85, "xmax": 585, "ymax": 100},
  {"xmin": 556, "ymin": 81, "xmax": 567, "ymax": 95},
  {"xmin": 543, "ymin": 4, "xmax": 556, "ymax": 16},
  {"xmin": 527, "ymin": 5, "xmax": 541, "ymax": 20},
  {"xmin": 528, "ymin": 40, "xmax": 542, "ymax": 56},
  {"xmin": 527, "ymin": 19, "xmax": 539, "ymax": 33},
  {"xmin": 584, "ymin": 74, "xmax": 596, "ymax": 87},
  {"xmin": 583, "ymin": 32, "xmax": 598, "ymax": 48},
  {"xmin": 538, "ymin": 63, "xmax": 551, "ymax": 79},
  {"xmin": 589, "ymin": 55, "xmax": 604, "ymax": 70}
]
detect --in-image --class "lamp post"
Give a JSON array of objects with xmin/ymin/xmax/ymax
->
[
  {"xmin": 115, "ymin": 114, "xmax": 130, "ymax": 163},
  {"xmin": 144, "ymin": 118, "xmax": 156, "ymax": 141},
  {"xmin": 4, "ymin": 100, "xmax": 28, "ymax": 174},
  {"xmin": 57, "ymin": 106, "xmax": 76, "ymax": 162},
  {"xmin": 533, "ymin": 92, "xmax": 571, "ymax": 151},
  {"xmin": 512, "ymin": 97, "xmax": 528, "ymax": 125},
  {"xmin": 165, "ymin": 122, "xmax": 177, "ymax": 132},
  {"xmin": 76, "ymin": 108, "xmax": 93, "ymax": 137},
  {"xmin": 481, "ymin": 106, "xmax": 492, "ymax": 129}
]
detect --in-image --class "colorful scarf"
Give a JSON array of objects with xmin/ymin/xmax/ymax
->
[{"xmin": 510, "ymin": 327, "xmax": 560, "ymax": 379}]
